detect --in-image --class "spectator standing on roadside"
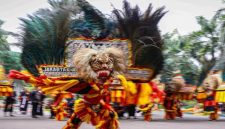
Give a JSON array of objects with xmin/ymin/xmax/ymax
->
[{"xmin": 4, "ymin": 91, "xmax": 16, "ymax": 117}]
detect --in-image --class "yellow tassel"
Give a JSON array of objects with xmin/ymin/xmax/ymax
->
[
  {"xmin": 96, "ymin": 121, "xmax": 104, "ymax": 128},
  {"xmin": 137, "ymin": 83, "xmax": 152, "ymax": 105},
  {"xmin": 117, "ymin": 75, "xmax": 127, "ymax": 89},
  {"xmin": 138, "ymin": 103, "xmax": 153, "ymax": 111},
  {"xmin": 127, "ymin": 81, "xmax": 137, "ymax": 94},
  {"xmin": 196, "ymin": 92, "xmax": 207, "ymax": 100},
  {"xmin": 215, "ymin": 89, "xmax": 225, "ymax": 102},
  {"xmin": 91, "ymin": 84, "xmax": 100, "ymax": 91}
]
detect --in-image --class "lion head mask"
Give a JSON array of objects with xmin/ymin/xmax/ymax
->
[{"xmin": 73, "ymin": 47, "xmax": 125, "ymax": 81}]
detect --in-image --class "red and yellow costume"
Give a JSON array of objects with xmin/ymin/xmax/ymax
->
[
  {"xmin": 163, "ymin": 72, "xmax": 185, "ymax": 120},
  {"xmin": 163, "ymin": 91, "xmax": 181, "ymax": 120},
  {"xmin": 63, "ymin": 78, "xmax": 125, "ymax": 129},
  {"xmin": 110, "ymin": 87, "xmax": 126, "ymax": 105},
  {"xmin": 9, "ymin": 70, "xmax": 127, "ymax": 129},
  {"xmin": 9, "ymin": 0, "xmax": 167, "ymax": 128},
  {"xmin": 197, "ymin": 87, "xmax": 219, "ymax": 120},
  {"xmin": 51, "ymin": 91, "xmax": 73, "ymax": 121},
  {"xmin": 0, "ymin": 65, "xmax": 13, "ymax": 97},
  {"xmin": 197, "ymin": 70, "xmax": 222, "ymax": 120},
  {"xmin": 0, "ymin": 85, "xmax": 13, "ymax": 97},
  {"xmin": 125, "ymin": 81, "xmax": 164, "ymax": 121},
  {"xmin": 53, "ymin": 101, "xmax": 68, "ymax": 121}
]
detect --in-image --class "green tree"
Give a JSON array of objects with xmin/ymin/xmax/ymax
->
[
  {"xmin": 0, "ymin": 20, "xmax": 10, "ymax": 51},
  {"xmin": 0, "ymin": 20, "xmax": 23, "ymax": 73},
  {"xmin": 0, "ymin": 51, "xmax": 22, "ymax": 73},
  {"xmin": 213, "ymin": 7, "xmax": 225, "ymax": 81},
  {"xmin": 180, "ymin": 15, "xmax": 224, "ymax": 85},
  {"xmin": 162, "ymin": 31, "xmax": 200, "ymax": 84}
]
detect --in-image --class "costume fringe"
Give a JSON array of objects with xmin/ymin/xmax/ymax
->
[
  {"xmin": 8, "ymin": 70, "xmax": 79, "ymax": 94},
  {"xmin": 96, "ymin": 117, "xmax": 119, "ymax": 129},
  {"xmin": 0, "ymin": 86, "xmax": 13, "ymax": 96},
  {"xmin": 215, "ymin": 88, "xmax": 225, "ymax": 102},
  {"xmin": 54, "ymin": 102, "xmax": 68, "ymax": 121}
]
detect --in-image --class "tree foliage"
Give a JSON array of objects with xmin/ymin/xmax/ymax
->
[
  {"xmin": 0, "ymin": 20, "xmax": 22, "ymax": 73},
  {"xmin": 0, "ymin": 20, "xmax": 10, "ymax": 51},
  {"xmin": 0, "ymin": 51, "xmax": 22, "ymax": 73},
  {"xmin": 213, "ymin": 7, "xmax": 225, "ymax": 81},
  {"xmin": 161, "ymin": 31, "xmax": 200, "ymax": 84},
  {"xmin": 162, "ymin": 6, "xmax": 225, "ymax": 85},
  {"xmin": 183, "ymin": 14, "xmax": 224, "ymax": 85}
]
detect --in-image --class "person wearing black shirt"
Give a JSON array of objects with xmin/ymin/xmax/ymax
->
[
  {"xmin": 30, "ymin": 89, "xmax": 39, "ymax": 118},
  {"xmin": 4, "ymin": 91, "xmax": 16, "ymax": 117},
  {"xmin": 19, "ymin": 89, "xmax": 29, "ymax": 114}
]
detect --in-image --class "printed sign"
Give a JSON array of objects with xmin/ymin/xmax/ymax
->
[
  {"xmin": 39, "ymin": 66, "xmax": 77, "ymax": 78},
  {"xmin": 39, "ymin": 65, "xmax": 153, "ymax": 82},
  {"xmin": 125, "ymin": 68, "xmax": 153, "ymax": 82},
  {"xmin": 65, "ymin": 38, "xmax": 132, "ymax": 67}
]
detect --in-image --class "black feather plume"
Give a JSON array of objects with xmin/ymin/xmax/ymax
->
[{"xmin": 113, "ymin": 0, "xmax": 167, "ymax": 78}]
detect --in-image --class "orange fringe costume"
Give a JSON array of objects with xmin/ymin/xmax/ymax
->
[
  {"xmin": 53, "ymin": 101, "xmax": 68, "ymax": 121},
  {"xmin": 125, "ymin": 81, "xmax": 164, "ymax": 121},
  {"xmin": 197, "ymin": 88, "xmax": 219, "ymax": 121},
  {"xmin": 0, "ymin": 85, "xmax": 13, "ymax": 97},
  {"xmin": 163, "ymin": 92, "xmax": 181, "ymax": 120},
  {"xmin": 62, "ymin": 78, "xmax": 123, "ymax": 129},
  {"xmin": 163, "ymin": 72, "xmax": 185, "ymax": 120},
  {"xmin": 197, "ymin": 70, "xmax": 222, "ymax": 121},
  {"xmin": 135, "ymin": 82, "xmax": 153, "ymax": 121},
  {"xmin": 0, "ymin": 65, "xmax": 13, "ymax": 97},
  {"xmin": 8, "ymin": 70, "xmax": 127, "ymax": 129},
  {"xmin": 51, "ymin": 91, "xmax": 73, "ymax": 121}
]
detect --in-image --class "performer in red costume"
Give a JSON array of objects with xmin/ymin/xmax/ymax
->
[
  {"xmin": 197, "ymin": 70, "xmax": 222, "ymax": 120},
  {"xmin": 8, "ymin": 0, "xmax": 167, "ymax": 128},
  {"xmin": 163, "ymin": 84, "xmax": 181, "ymax": 120},
  {"xmin": 163, "ymin": 71, "xmax": 185, "ymax": 120},
  {"xmin": 9, "ymin": 47, "xmax": 126, "ymax": 129}
]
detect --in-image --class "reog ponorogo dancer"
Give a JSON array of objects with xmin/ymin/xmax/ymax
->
[{"xmin": 8, "ymin": 0, "xmax": 167, "ymax": 128}]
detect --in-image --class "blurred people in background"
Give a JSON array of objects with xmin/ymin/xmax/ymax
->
[
  {"xmin": 112, "ymin": 102, "xmax": 125, "ymax": 119},
  {"xmin": 19, "ymin": 89, "xmax": 29, "ymax": 114},
  {"xmin": 36, "ymin": 90, "xmax": 46, "ymax": 116},
  {"xmin": 4, "ymin": 91, "xmax": 16, "ymax": 117},
  {"xmin": 48, "ymin": 98, "xmax": 56, "ymax": 119},
  {"xmin": 30, "ymin": 88, "xmax": 40, "ymax": 118}
]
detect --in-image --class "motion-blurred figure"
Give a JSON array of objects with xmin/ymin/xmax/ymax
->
[
  {"xmin": 36, "ymin": 90, "xmax": 45, "ymax": 116},
  {"xmin": 19, "ymin": 89, "xmax": 29, "ymax": 114},
  {"xmin": 4, "ymin": 91, "xmax": 16, "ymax": 117},
  {"xmin": 30, "ymin": 88, "xmax": 40, "ymax": 118}
]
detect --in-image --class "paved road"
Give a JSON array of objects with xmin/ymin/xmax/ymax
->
[{"xmin": 0, "ymin": 110, "xmax": 225, "ymax": 129}]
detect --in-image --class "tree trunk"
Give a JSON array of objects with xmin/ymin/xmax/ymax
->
[{"xmin": 198, "ymin": 62, "xmax": 215, "ymax": 86}]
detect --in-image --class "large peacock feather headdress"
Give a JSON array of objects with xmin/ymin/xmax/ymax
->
[
  {"xmin": 19, "ymin": 0, "xmax": 166, "ymax": 80},
  {"xmin": 19, "ymin": 0, "xmax": 79, "ymax": 76}
]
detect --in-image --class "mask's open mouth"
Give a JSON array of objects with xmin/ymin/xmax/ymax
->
[{"xmin": 97, "ymin": 70, "xmax": 110, "ymax": 78}]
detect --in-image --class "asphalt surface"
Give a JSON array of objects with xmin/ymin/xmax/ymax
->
[{"xmin": 1, "ymin": 109, "xmax": 225, "ymax": 129}]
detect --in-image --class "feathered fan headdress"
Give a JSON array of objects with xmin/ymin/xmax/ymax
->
[
  {"xmin": 19, "ymin": 0, "xmax": 166, "ymax": 80},
  {"xmin": 19, "ymin": 0, "xmax": 79, "ymax": 76},
  {"xmin": 113, "ymin": 0, "xmax": 167, "ymax": 79}
]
